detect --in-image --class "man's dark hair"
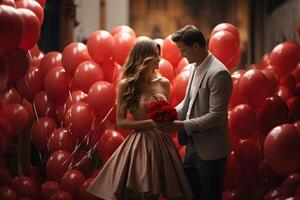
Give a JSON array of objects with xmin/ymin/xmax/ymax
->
[{"xmin": 171, "ymin": 25, "xmax": 206, "ymax": 48}]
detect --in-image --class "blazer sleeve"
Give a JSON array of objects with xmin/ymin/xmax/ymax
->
[{"xmin": 183, "ymin": 70, "xmax": 232, "ymax": 133}]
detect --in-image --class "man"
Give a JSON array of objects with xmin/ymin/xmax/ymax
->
[{"xmin": 160, "ymin": 25, "xmax": 233, "ymax": 200}]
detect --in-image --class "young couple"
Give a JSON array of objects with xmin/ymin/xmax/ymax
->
[{"xmin": 87, "ymin": 25, "xmax": 233, "ymax": 200}]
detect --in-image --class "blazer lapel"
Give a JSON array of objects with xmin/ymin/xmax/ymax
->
[{"xmin": 189, "ymin": 56, "xmax": 213, "ymax": 110}]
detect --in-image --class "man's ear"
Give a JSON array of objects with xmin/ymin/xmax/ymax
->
[{"xmin": 192, "ymin": 42, "xmax": 199, "ymax": 49}]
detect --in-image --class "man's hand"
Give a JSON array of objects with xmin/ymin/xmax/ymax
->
[{"xmin": 158, "ymin": 120, "xmax": 184, "ymax": 132}]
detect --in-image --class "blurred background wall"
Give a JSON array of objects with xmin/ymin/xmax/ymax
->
[{"xmin": 38, "ymin": 0, "xmax": 300, "ymax": 67}]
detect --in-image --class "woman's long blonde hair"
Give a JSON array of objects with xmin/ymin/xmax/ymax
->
[{"xmin": 121, "ymin": 39, "xmax": 160, "ymax": 111}]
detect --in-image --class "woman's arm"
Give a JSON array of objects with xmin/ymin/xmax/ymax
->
[
  {"xmin": 159, "ymin": 76, "xmax": 170, "ymax": 102},
  {"xmin": 116, "ymin": 79, "xmax": 157, "ymax": 130}
]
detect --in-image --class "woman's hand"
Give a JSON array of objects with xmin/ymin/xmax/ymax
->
[
  {"xmin": 158, "ymin": 120, "xmax": 184, "ymax": 132},
  {"xmin": 146, "ymin": 119, "xmax": 158, "ymax": 128}
]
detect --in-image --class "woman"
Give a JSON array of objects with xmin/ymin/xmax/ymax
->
[{"xmin": 87, "ymin": 39, "xmax": 193, "ymax": 200}]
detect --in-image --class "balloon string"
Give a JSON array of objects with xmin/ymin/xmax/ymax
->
[{"xmin": 61, "ymin": 103, "xmax": 116, "ymax": 171}]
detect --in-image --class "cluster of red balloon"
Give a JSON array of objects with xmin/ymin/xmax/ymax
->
[
  {"xmin": 209, "ymin": 23, "xmax": 241, "ymax": 71},
  {"xmin": 0, "ymin": 2, "xmax": 45, "ymax": 198},
  {"xmin": 224, "ymin": 35, "xmax": 300, "ymax": 199},
  {"xmin": 1, "ymin": 4, "xmax": 300, "ymax": 198}
]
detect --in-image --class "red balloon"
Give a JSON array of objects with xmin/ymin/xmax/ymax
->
[
  {"xmin": 229, "ymin": 70, "xmax": 246, "ymax": 109},
  {"xmin": 208, "ymin": 31, "xmax": 239, "ymax": 66},
  {"xmin": 0, "ymin": 133, "xmax": 7, "ymax": 156},
  {"xmin": 224, "ymin": 151, "xmax": 240, "ymax": 190},
  {"xmin": 258, "ymin": 159, "xmax": 283, "ymax": 187},
  {"xmin": 74, "ymin": 60, "xmax": 104, "ymax": 93},
  {"xmin": 287, "ymin": 97, "xmax": 300, "ymax": 122},
  {"xmin": 17, "ymin": 66, "xmax": 43, "ymax": 101},
  {"xmin": 112, "ymin": 63, "xmax": 122, "ymax": 89},
  {"xmin": 171, "ymin": 134, "xmax": 182, "ymax": 151},
  {"xmin": 229, "ymin": 104, "xmax": 257, "ymax": 139},
  {"xmin": 33, "ymin": 91, "xmax": 56, "ymax": 118},
  {"xmin": 45, "ymin": 67, "xmax": 71, "ymax": 104},
  {"xmin": 47, "ymin": 150, "xmax": 72, "ymax": 180},
  {"xmin": 257, "ymin": 95, "xmax": 289, "ymax": 137},
  {"xmin": 293, "ymin": 64, "xmax": 300, "ymax": 83},
  {"xmin": 97, "ymin": 129, "xmax": 124, "ymax": 162},
  {"xmin": 16, "ymin": 0, "xmax": 44, "ymax": 24},
  {"xmin": 264, "ymin": 187, "xmax": 287, "ymax": 200},
  {"xmin": 62, "ymin": 42, "xmax": 91, "ymax": 76},
  {"xmin": 277, "ymin": 86, "xmax": 293, "ymax": 102},
  {"xmin": 87, "ymin": 30, "xmax": 115, "ymax": 64},
  {"xmin": 39, "ymin": 51, "xmax": 62, "ymax": 79},
  {"xmin": 47, "ymin": 128, "xmax": 76, "ymax": 154},
  {"xmin": 79, "ymin": 178, "xmax": 99, "ymax": 200},
  {"xmin": 0, "ymin": 164, "xmax": 12, "ymax": 188},
  {"xmin": 12, "ymin": 176, "xmax": 38, "ymax": 199},
  {"xmin": 158, "ymin": 58, "xmax": 174, "ymax": 82},
  {"xmin": 88, "ymin": 81, "xmax": 116, "ymax": 116},
  {"xmin": 270, "ymin": 41, "xmax": 300, "ymax": 78},
  {"xmin": 261, "ymin": 66, "xmax": 279, "ymax": 96},
  {"xmin": 294, "ymin": 121, "xmax": 300, "ymax": 133},
  {"xmin": 0, "ymin": 0, "xmax": 16, "ymax": 7},
  {"xmin": 280, "ymin": 74, "xmax": 297, "ymax": 93},
  {"xmin": 111, "ymin": 25, "xmax": 136, "ymax": 37},
  {"xmin": 295, "ymin": 83, "xmax": 300, "ymax": 97},
  {"xmin": 28, "ymin": 44, "xmax": 41, "ymax": 58},
  {"xmin": 179, "ymin": 145, "xmax": 186, "ymax": 161},
  {"xmin": 258, "ymin": 53, "xmax": 271, "ymax": 69},
  {"xmin": 0, "ymin": 5, "xmax": 24, "ymax": 52},
  {"xmin": 224, "ymin": 49, "xmax": 241, "ymax": 71},
  {"xmin": 222, "ymin": 190, "xmax": 239, "ymax": 200},
  {"xmin": 0, "ymin": 187, "xmax": 18, "ymax": 200},
  {"xmin": 31, "ymin": 116, "xmax": 57, "ymax": 152},
  {"xmin": 87, "ymin": 118, "xmax": 105, "ymax": 148},
  {"xmin": 0, "ymin": 50, "xmax": 9, "ymax": 93},
  {"xmin": 34, "ymin": 0, "xmax": 45, "ymax": 7},
  {"xmin": 264, "ymin": 124, "xmax": 300, "ymax": 175},
  {"xmin": 60, "ymin": 169, "xmax": 85, "ymax": 198},
  {"xmin": 113, "ymin": 32, "xmax": 136, "ymax": 65},
  {"xmin": 17, "ymin": 8, "xmax": 40, "ymax": 50},
  {"xmin": 211, "ymin": 23, "xmax": 240, "ymax": 43},
  {"xmin": 41, "ymin": 181, "xmax": 60, "ymax": 200},
  {"xmin": 7, "ymin": 48, "xmax": 30, "ymax": 85},
  {"xmin": 282, "ymin": 173, "xmax": 300, "ymax": 197},
  {"xmin": 1, "ymin": 87, "xmax": 22, "ymax": 105},
  {"xmin": 50, "ymin": 191, "xmax": 73, "ymax": 200},
  {"xmin": 228, "ymin": 111, "xmax": 240, "ymax": 151},
  {"xmin": 101, "ymin": 57, "xmax": 117, "ymax": 83},
  {"xmin": 162, "ymin": 35, "xmax": 182, "ymax": 68},
  {"xmin": 177, "ymin": 58, "xmax": 188, "ymax": 74},
  {"xmin": 71, "ymin": 151, "xmax": 93, "ymax": 176},
  {"xmin": 6, "ymin": 103, "xmax": 29, "ymax": 136},
  {"xmin": 69, "ymin": 78, "xmax": 80, "ymax": 92},
  {"xmin": 0, "ymin": 100, "xmax": 10, "ymax": 135},
  {"xmin": 171, "ymin": 71, "xmax": 189, "ymax": 107},
  {"xmin": 64, "ymin": 102, "xmax": 94, "ymax": 139},
  {"xmin": 65, "ymin": 90, "xmax": 88, "ymax": 111},
  {"xmin": 29, "ymin": 46, "xmax": 44, "ymax": 67},
  {"xmin": 239, "ymin": 69, "xmax": 270, "ymax": 109},
  {"xmin": 236, "ymin": 139, "xmax": 261, "ymax": 188}
]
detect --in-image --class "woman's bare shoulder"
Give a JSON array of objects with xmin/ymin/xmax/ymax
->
[{"xmin": 157, "ymin": 76, "xmax": 170, "ymax": 86}]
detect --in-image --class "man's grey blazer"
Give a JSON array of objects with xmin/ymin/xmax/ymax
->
[{"xmin": 176, "ymin": 54, "xmax": 233, "ymax": 161}]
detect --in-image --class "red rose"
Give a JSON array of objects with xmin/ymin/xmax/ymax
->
[{"xmin": 146, "ymin": 100, "xmax": 178, "ymax": 122}]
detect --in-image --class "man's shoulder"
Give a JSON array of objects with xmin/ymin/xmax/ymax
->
[{"xmin": 208, "ymin": 55, "xmax": 230, "ymax": 74}]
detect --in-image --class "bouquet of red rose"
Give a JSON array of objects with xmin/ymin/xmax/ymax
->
[{"xmin": 146, "ymin": 100, "xmax": 178, "ymax": 122}]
